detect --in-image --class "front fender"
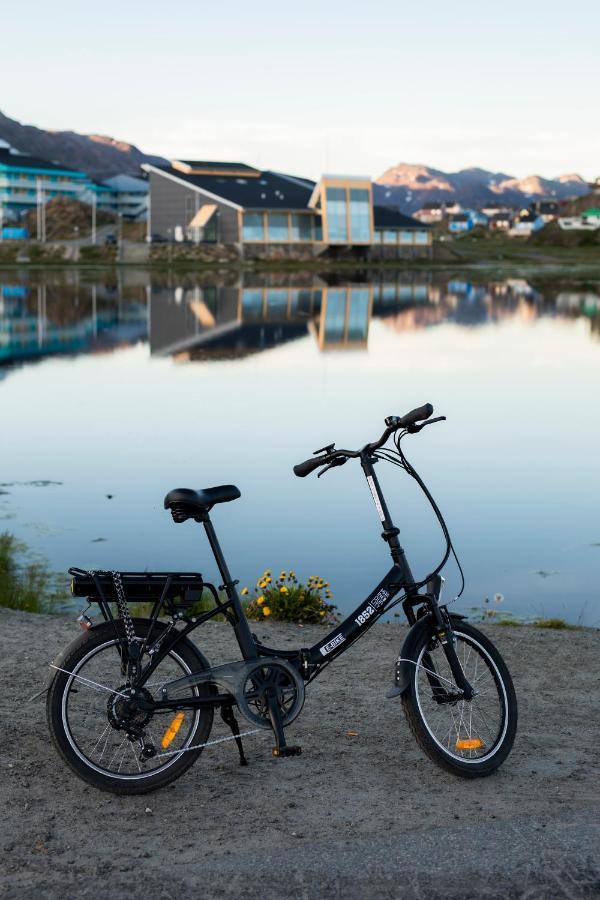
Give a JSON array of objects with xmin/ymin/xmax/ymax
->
[{"xmin": 385, "ymin": 611, "xmax": 466, "ymax": 699}]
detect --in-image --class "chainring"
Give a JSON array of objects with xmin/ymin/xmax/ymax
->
[{"xmin": 237, "ymin": 660, "xmax": 305, "ymax": 729}]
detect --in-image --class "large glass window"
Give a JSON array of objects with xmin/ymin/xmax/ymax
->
[
  {"xmin": 268, "ymin": 213, "xmax": 289, "ymax": 242},
  {"xmin": 349, "ymin": 189, "xmax": 371, "ymax": 242},
  {"xmin": 266, "ymin": 289, "xmax": 288, "ymax": 318},
  {"xmin": 242, "ymin": 289, "xmax": 263, "ymax": 319},
  {"xmin": 326, "ymin": 188, "xmax": 348, "ymax": 242},
  {"xmin": 347, "ymin": 288, "xmax": 370, "ymax": 340},
  {"xmin": 323, "ymin": 289, "xmax": 346, "ymax": 342},
  {"xmin": 383, "ymin": 230, "xmax": 398, "ymax": 244},
  {"xmin": 243, "ymin": 213, "xmax": 264, "ymax": 242},
  {"xmin": 414, "ymin": 231, "xmax": 429, "ymax": 245},
  {"xmin": 290, "ymin": 214, "xmax": 313, "ymax": 241},
  {"xmin": 399, "ymin": 231, "xmax": 414, "ymax": 245},
  {"xmin": 314, "ymin": 218, "xmax": 323, "ymax": 241}
]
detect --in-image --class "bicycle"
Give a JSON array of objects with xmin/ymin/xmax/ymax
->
[{"xmin": 47, "ymin": 404, "xmax": 517, "ymax": 794}]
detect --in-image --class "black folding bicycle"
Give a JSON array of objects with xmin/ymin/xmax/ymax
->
[{"xmin": 47, "ymin": 404, "xmax": 517, "ymax": 794}]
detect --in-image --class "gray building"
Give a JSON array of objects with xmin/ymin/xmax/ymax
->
[{"xmin": 142, "ymin": 160, "xmax": 431, "ymax": 257}]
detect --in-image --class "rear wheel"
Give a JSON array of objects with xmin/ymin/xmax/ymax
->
[
  {"xmin": 47, "ymin": 618, "xmax": 214, "ymax": 794},
  {"xmin": 401, "ymin": 618, "xmax": 517, "ymax": 777}
]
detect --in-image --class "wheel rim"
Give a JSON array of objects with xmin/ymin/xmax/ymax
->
[
  {"xmin": 414, "ymin": 630, "xmax": 509, "ymax": 764},
  {"xmin": 61, "ymin": 639, "xmax": 205, "ymax": 781}
]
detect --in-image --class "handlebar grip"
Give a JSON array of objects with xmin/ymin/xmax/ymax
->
[
  {"xmin": 399, "ymin": 403, "xmax": 434, "ymax": 427},
  {"xmin": 293, "ymin": 456, "xmax": 329, "ymax": 478}
]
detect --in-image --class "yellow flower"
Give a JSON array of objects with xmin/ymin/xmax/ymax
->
[
  {"xmin": 257, "ymin": 595, "xmax": 265, "ymax": 605},
  {"xmin": 325, "ymin": 590, "xmax": 332, "ymax": 599},
  {"xmin": 279, "ymin": 586, "xmax": 289, "ymax": 594},
  {"xmin": 264, "ymin": 570, "xmax": 271, "ymax": 576},
  {"xmin": 279, "ymin": 571, "xmax": 286, "ymax": 579},
  {"xmin": 265, "ymin": 577, "xmax": 272, "ymax": 584},
  {"xmin": 262, "ymin": 606, "xmax": 271, "ymax": 617},
  {"xmin": 241, "ymin": 587, "xmax": 249, "ymax": 596},
  {"xmin": 320, "ymin": 611, "xmax": 326, "ymax": 617}
]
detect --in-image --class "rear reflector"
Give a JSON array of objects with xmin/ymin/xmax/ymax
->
[{"xmin": 161, "ymin": 711, "xmax": 185, "ymax": 749}]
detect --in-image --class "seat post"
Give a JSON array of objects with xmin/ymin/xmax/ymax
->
[{"xmin": 202, "ymin": 516, "xmax": 257, "ymax": 660}]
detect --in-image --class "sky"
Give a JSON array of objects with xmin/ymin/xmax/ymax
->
[{"xmin": 4, "ymin": 0, "xmax": 600, "ymax": 180}]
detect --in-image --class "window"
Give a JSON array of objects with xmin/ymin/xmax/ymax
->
[
  {"xmin": 349, "ymin": 189, "xmax": 371, "ymax": 242},
  {"xmin": 383, "ymin": 230, "xmax": 398, "ymax": 244},
  {"xmin": 323, "ymin": 289, "xmax": 346, "ymax": 342},
  {"xmin": 415, "ymin": 231, "xmax": 429, "ymax": 245},
  {"xmin": 347, "ymin": 288, "xmax": 370, "ymax": 340},
  {"xmin": 242, "ymin": 289, "xmax": 263, "ymax": 319},
  {"xmin": 314, "ymin": 218, "xmax": 323, "ymax": 241},
  {"xmin": 399, "ymin": 231, "xmax": 413, "ymax": 245},
  {"xmin": 243, "ymin": 213, "xmax": 264, "ymax": 241},
  {"xmin": 203, "ymin": 216, "xmax": 217, "ymax": 243},
  {"xmin": 326, "ymin": 188, "xmax": 348, "ymax": 242},
  {"xmin": 266, "ymin": 289, "xmax": 288, "ymax": 317},
  {"xmin": 290, "ymin": 214, "xmax": 313, "ymax": 241},
  {"xmin": 268, "ymin": 213, "xmax": 288, "ymax": 242}
]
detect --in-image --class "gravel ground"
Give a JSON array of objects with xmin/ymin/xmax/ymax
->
[{"xmin": 1, "ymin": 608, "xmax": 599, "ymax": 899}]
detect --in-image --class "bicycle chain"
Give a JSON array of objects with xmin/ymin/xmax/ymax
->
[{"xmin": 110, "ymin": 570, "xmax": 136, "ymax": 646}]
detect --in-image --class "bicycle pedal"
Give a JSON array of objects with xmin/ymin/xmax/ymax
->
[{"xmin": 272, "ymin": 745, "xmax": 302, "ymax": 758}]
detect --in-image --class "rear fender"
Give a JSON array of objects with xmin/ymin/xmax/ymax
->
[{"xmin": 385, "ymin": 611, "xmax": 466, "ymax": 699}]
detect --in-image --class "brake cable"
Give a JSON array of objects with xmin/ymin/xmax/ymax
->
[{"xmin": 374, "ymin": 429, "xmax": 466, "ymax": 603}]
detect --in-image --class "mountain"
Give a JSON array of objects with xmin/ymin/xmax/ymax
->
[
  {"xmin": 375, "ymin": 163, "xmax": 591, "ymax": 213},
  {"xmin": 0, "ymin": 110, "xmax": 167, "ymax": 179}
]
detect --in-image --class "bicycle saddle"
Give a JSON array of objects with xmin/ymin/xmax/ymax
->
[{"xmin": 164, "ymin": 486, "xmax": 241, "ymax": 520}]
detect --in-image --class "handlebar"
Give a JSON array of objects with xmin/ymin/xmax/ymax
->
[{"xmin": 293, "ymin": 403, "xmax": 439, "ymax": 477}]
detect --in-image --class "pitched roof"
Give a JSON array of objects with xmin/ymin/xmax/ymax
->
[
  {"xmin": 149, "ymin": 164, "xmax": 316, "ymax": 210},
  {"xmin": 0, "ymin": 147, "xmax": 84, "ymax": 174},
  {"xmin": 373, "ymin": 206, "xmax": 428, "ymax": 229}
]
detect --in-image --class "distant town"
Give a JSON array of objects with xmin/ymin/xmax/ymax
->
[{"xmin": 0, "ymin": 125, "xmax": 599, "ymax": 263}]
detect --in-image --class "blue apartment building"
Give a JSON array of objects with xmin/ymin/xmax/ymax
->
[{"xmin": 0, "ymin": 144, "xmax": 148, "ymax": 232}]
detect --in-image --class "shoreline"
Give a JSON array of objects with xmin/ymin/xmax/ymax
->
[{"xmin": 2, "ymin": 607, "xmax": 599, "ymax": 898}]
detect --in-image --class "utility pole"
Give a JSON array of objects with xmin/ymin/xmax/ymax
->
[
  {"xmin": 36, "ymin": 177, "xmax": 41, "ymax": 241},
  {"xmin": 92, "ymin": 192, "xmax": 97, "ymax": 245},
  {"xmin": 146, "ymin": 190, "xmax": 151, "ymax": 243}
]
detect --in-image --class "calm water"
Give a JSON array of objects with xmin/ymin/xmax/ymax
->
[{"xmin": 1, "ymin": 268, "xmax": 599, "ymax": 625}]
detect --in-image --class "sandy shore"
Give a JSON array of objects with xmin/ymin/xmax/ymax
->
[{"xmin": 1, "ymin": 607, "xmax": 599, "ymax": 899}]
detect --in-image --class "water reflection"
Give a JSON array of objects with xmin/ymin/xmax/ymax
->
[{"xmin": 1, "ymin": 270, "xmax": 600, "ymax": 366}]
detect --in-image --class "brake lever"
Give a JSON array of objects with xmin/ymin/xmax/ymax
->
[
  {"xmin": 407, "ymin": 416, "xmax": 446, "ymax": 434},
  {"xmin": 317, "ymin": 457, "xmax": 348, "ymax": 478}
]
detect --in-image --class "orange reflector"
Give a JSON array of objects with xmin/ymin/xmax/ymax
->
[
  {"xmin": 456, "ymin": 738, "xmax": 484, "ymax": 750},
  {"xmin": 161, "ymin": 711, "xmax": 185, "ymax": 749}
]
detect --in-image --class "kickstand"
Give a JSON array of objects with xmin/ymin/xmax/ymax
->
[
  {"xmin": 267, "ymin": 690, "xmax": 302, "ymax": 758},
  {"xmin": 220, "ymin": 705, "xmax": 248, "ymax": 766}
]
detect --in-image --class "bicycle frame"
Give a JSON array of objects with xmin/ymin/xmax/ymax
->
[{"xmin": 102, "ymin": 446, "xmax": 466, "ymax": 717}]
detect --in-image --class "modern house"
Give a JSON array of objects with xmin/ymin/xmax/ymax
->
[{"xmin": 142, "ymin": 160, "xmax": 431, "ymax": 258}]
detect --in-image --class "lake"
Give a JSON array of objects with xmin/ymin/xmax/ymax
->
[{"xmin": 1, "ymin": 267, "xmax": 599, "ymax": 625}]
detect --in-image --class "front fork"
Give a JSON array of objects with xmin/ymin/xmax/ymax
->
[{"xmin": 426, "ymin": 577, "xmax": 475, "ymax": 701}]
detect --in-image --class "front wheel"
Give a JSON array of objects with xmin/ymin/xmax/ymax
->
[{"xmin": 401, "ymin": 617, "xmax": 517, "ymax": 777}]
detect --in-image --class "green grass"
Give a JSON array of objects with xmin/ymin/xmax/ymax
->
[
  {"xmin": 0, "ymin": 532, "xmax": 68, "ymax": 614},
  {"xmin": 532, "ymin": 617, "xmax": 579, "ymax": 630}
]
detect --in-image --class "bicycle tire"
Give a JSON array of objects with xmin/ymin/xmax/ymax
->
[
  {"xmin": 401, "ymin": 617, "xmax": 517, "ymax": 777},
  {"xmin": 47, "ymin": 618, "xmax": 214, "ymax": 795}
]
